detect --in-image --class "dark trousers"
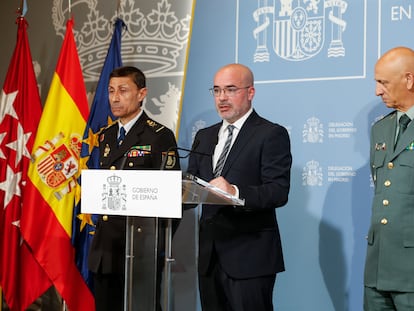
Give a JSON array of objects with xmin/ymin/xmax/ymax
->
[
  {"xmin": 198, "ymin": 250, "xmax": 276, "ymax": 311},
  {"xmin": 93, "ymin": 272, "xmax": 124, "ymax": 311}
]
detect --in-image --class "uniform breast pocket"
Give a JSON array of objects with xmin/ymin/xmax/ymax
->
[
  {"xmin": 124, "ymin": 155, "xmax": 152, "ymax": 169},
  {"xmin": 372, "ymin": 151, "xmax": 385, "ymax": 189},
  {"xmin": 403, "ymin": 227, "xmax": 414, "ymax": 248},
  {"xmin": 397, "ymin": 152, "xmax": 414, "ymax": 193}
]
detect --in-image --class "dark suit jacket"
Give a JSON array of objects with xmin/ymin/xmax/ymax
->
[
  {"xmin": 88, "ymin": 111, "xmax": 180, "ymax": 275},
  {"xmin": 187, "ymin": 110, "xmax": 292, "ymax": 279},
  {"xmin": 365, "ymin": 110, "xmax": 414, "ymax": 291}
]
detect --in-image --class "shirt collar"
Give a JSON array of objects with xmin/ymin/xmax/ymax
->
[
  {"xmin": 119, "ymin": 110, "xmax": 144, "ymax": 134},
  {"xmin": 222, "ymin": 108, "xmax": 253, "ymax": 132}
]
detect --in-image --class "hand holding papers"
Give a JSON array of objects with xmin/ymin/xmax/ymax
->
[{"xmin": 182, "ymin": 173, "xmax": 245, "ymax": 206}]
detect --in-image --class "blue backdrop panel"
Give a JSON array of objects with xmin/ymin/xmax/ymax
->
[{"xmin": 179, "ymin": 0, "xmax": 414, "ymax": 310}]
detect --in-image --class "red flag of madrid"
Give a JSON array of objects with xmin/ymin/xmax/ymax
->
[
  {"xmin": 21, "ymin": 18, "xmax": 94, "ymax": 310},
  {"xmin": 0, "ymin": 17, "xmax": 52, "ymax": 311}
]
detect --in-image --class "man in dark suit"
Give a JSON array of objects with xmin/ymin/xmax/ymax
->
[
  {"xmin": 364, "ymin": 47, "xmax": 414, "ymax": 310},
  {"xmin": 187, "ymin": 63, "xmax": 292, "ymax": 311},
  {"xmin": 88, "ymin": 66, "xmax": 180, "ymax": 311}
]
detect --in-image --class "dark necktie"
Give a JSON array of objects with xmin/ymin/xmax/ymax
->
[
  {"xmin": 118, "ymin": 126, "xmax": 126, "ymax": 146},
  {"xmin": 213, "ymin": 125, "xmax": 234, "ymax": 178},
  {"xmin": 395, "ymin": 114, "xmax": 411, "ymax": 149}
]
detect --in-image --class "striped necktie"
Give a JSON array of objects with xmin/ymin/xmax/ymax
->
[{"xmin": 213, "ymin": 125, "xmax": 234, "ymax": 177}]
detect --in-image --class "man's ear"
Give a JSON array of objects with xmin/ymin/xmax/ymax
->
[
  {"xmin": 138, "ymin": 87, "xmax": 148, "ymax": 102},
  {"xmin": 406, "ymin": 72, "xmax": 414, "ymax": 90}
]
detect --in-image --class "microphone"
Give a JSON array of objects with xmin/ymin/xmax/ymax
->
[
  {"xmin": 176, "ymin": 140, "xmax": 212, "ymax": 158},
  {"xmin": 160, "ymin": 140, "xmax": 211, "ymax": 170}
]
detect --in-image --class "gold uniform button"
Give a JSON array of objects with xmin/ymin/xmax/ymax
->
[
  {"xmin": 384, "ymin": 180, "xmax": 391, "ymax": 187},
  {"xmin": 137, "ymin": 227, "xmax": 142, "ymax": 233},
  {"xmin": 387, "ymin": 162, "xmax": 394, "ymax": 169},
  {"xmin": 381, "ymin": 218, "xmax": 388, "ymax": 225},
  {"xmin": 102, "ymin": 215, "xmax": 108, "ymax": 221},
  {"xmin": 110, "ymin": 165, "xmax": 116, "ymax": 170},
  {"xmin": 382, "ymin": 199, "xmax": 389, "ymax": 206},
  {"xmin": 128, "ymin": 162, "xmax": 134, "ymax": 167}
]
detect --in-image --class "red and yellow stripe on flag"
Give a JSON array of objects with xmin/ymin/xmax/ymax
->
[{"xmin": 21, "ymin": 18, "xmax": 94, "ymax": 311}]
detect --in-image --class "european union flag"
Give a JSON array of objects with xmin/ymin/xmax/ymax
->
[{"xmin": 72, "ymin": 18, "xmax": 125, "ymax": 290}]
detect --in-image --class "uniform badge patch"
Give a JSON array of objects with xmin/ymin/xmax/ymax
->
[
  {"xmin": 375, "ymin": 142, "xmax": 386, "ymax": 151},
  {"xmin": 162, "ymin": 151, "xmax": 177, "ymax": 169},
  {"xmin": 104, "ymin": 144, "xmax": 110, "ymax": 157}
]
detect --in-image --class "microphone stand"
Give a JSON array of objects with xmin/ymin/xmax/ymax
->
[
  {"xmin": 160, "ymin": 143, "xmax": 209, "ymax": 311},
  {"xmin": 120, "ymin": 147, "xmax": 152, "ymax": 311},
  {"xmin": 160, "ymin": 146, "xmax": 177, "ymax": 311},
  {"xmin": 119, "ymin": 152, "xmax": 134, "ymax": 311},
  {"xmin": 163, "ymin": 218, "xmax": 174, "ymax": 311},
  {"xmin": 124, "ymin": 214, "xmax": 134, "ymax": 311}
]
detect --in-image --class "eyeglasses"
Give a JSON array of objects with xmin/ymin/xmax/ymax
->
[{"xmin": 209, "ymin": 86, "xmax": 250, "ymax": 97}]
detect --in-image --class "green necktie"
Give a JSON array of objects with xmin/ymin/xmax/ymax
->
[{"xmin": 395, "ymin": 114, "xmax": 411, "ymax": 149}]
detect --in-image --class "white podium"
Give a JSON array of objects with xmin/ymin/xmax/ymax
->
[{"xmin": 82, "ymin": 170, "xmax": 244, "ymax": 311}]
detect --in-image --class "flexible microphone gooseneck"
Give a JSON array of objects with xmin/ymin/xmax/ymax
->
[{"xmin": 159, "ymin": 140, "xmax": 211, "ymax": 170}]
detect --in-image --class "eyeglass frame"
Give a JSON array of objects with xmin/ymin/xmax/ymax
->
[{"xmin": 209, "ymin": 85, "xmax": 251, "ymax": 97}]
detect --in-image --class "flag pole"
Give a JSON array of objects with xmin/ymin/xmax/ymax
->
[
  {"xmin": 65, "ymin": 3, "xmax": 73, "ymax": 311},
  {"xmin": 63, "ymin": 3, "xmax": 74, "ymax": 311},
  {"xmin": 18, "ymin": 0, "xmax": 27, "ymax": 17},
  {"xmin": 18, "ymin": 0, "xmax": 23, "ymax": 16},
  {"xmin": 62, "ymin": 5, "xmax": 72, "ymax": 311}
]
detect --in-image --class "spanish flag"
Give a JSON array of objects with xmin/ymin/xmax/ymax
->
[{"xmin": 21, "ymin": 18, "xmax": 94, "ymax": 310}]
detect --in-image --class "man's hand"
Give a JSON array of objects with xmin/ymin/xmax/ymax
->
[{"xmin": 209, "ymin": 176, "xmax": 237, "ymax": 196}]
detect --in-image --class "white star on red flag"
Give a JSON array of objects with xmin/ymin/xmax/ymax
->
[
  {"xmin": 0, "ymin": 165, "xmax": 22, "ymax": 208},
  {"xmin": 0, "ymin": 90, "xmax": 18, "ymax": 122},
  {"xmin": 6, "ymin": 122, "xmax": 32, "ymax": 167},
  {"xmin": 0, "ymin": 132, "xmax": 6, "ymax": 159}
]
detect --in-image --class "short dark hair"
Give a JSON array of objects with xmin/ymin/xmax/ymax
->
[{"xmin": 110, "ymin": 66, "xmax": 146, "ymax": 88}]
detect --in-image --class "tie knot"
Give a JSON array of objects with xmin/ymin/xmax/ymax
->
[
  {"xmin": 227, "ymin": 124, "xmax": 234, "ymax": 134},
  {"xmin": 399, "ymin": 114, "xmax": 411, "ymax": 128}
]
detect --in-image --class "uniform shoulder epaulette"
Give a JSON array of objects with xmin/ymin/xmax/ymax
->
[
  {"xmin": 99, "ymin": 120, "xmax": 118, "ymax": 134},
  {"xmin": 375, "ymin": 110, "xmax": 395, "ymax": 125},
  {"xmin": 97, "ymin": 120, "xmax": 118, "ymax": 142},
  {"xmin": 384, "ymin": 110, "xmax": 396, "ymax": 118},
  {"xmin": 146, "ymin": 118, "xmax": 166, "ymax": 133}
]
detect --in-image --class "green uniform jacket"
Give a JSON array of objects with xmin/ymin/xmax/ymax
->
[{"xmin": 365, "ymin": 110, "xmax": 414, "ymax": 291}]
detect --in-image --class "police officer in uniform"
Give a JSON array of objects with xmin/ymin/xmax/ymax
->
[
  {"xmin": 88, "ymin": 66, "xmax": 180, "ymax": 311},
  {"xmin": 364, "ymin": 47, "xmax": 414, "ymax": 310}
]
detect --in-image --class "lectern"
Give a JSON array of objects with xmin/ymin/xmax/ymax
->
[{"xmin": 81, "ymin": 170, "xmax": 244, "ymax": 311}]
